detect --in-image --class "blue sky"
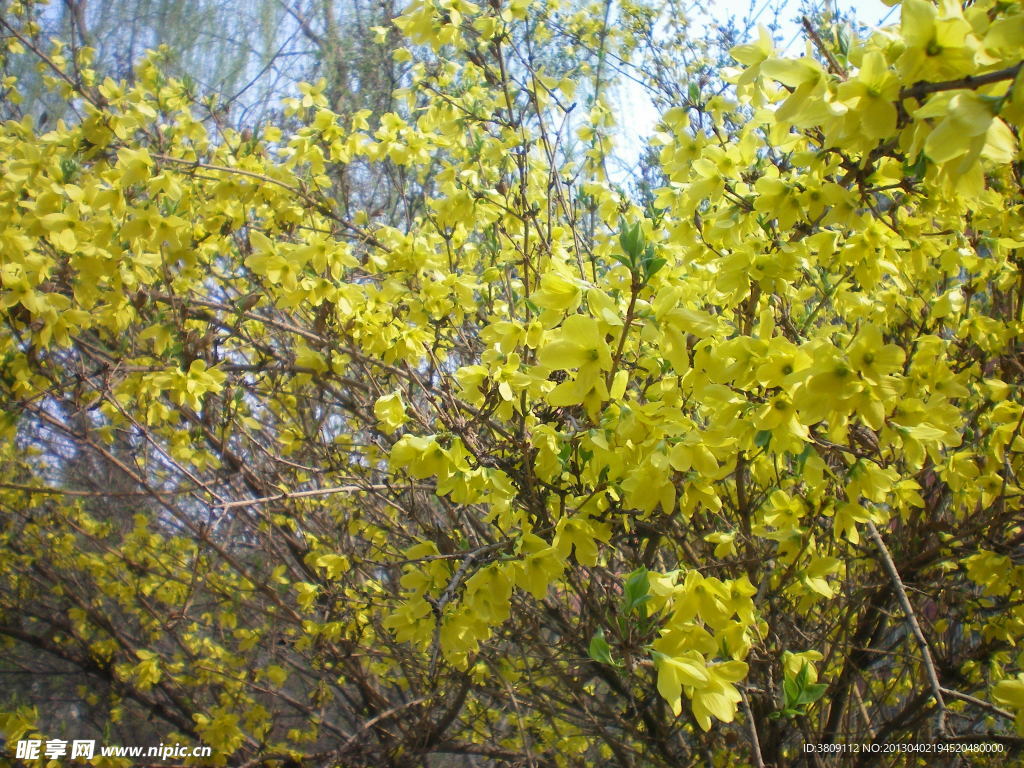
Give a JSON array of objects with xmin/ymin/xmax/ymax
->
[
  {"xmin": 715, "ymin": 0, "xmax": 897, "ymax": 47},
  {"xmin": 612, "ymin": 0, "xmax": 898, "ymax": 175}
]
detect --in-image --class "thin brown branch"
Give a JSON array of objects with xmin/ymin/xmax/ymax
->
[
  {"xmin": 0, "ymin": 481, "xmax": 177, "ymax": 497},
  {"xmin": 801, "ymin": 17, "xmax": 847, "ymax": 79},
  {"xmin": 148, "ymin": 153, "xmax": 384, "ymax": 247},
  {"xmin": 0, "ymin": 15, "xmax": 97, "ymax": 107},
  {"xmin": 213, "ymin": 483, "xmax": 397, "ymax": 509},
  {"xmin": 740, "ymin": 689, "xmax": 766, "ymax": 768},
  {"xmin": 900, "ymin": 61, "xmax": 1023, "ymax": 101},
  {"xmin": 866, "ymin": 521, "xmax": 948, "ymax": 737},
  {"xmin": 939, "ymin": 687, "xmax": 1014, "ymax": 721}
]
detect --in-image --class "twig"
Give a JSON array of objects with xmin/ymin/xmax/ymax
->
[
  {"xmin": 148, "ymin": 153, "xmax": 384, "ymax": 248},
  {"xmin": 276, "ymin": 0, "xmax": 323, "ymax": 47},
  {"xmin": 0, "ymin": 16, "xmax": 97, "ymax": 108},
  {"xmin": 900, "ymin": 61, "xmax": 1022, "ymax": 101},
  {"xmin": 607, "ymin": 281, "xmax": 639, "ymax": 390},
  {"xmin": 939, "ymin": 687, "xmax": 1014, "ymax": 721},
  {"xmin": 866, "ymin": 521, "xmax": 948, "ymax": 736},
  {"xmin": 741, "ymin": 689, "xmax": 766, "ymax": 768},
  {"xmin": 802, "ymin": 17, "xmax": 847, "ymax": 79},
  {"xmin": 213, "ymin": 484, "xmax": 395, "ymax": 509},
  {"xmin": 0, "ymin": 481, "xmax": 177, "ymax": 498},
  {"xmin": 853, "ymin": 680, "xmax": 877, "ymax": 740},
  {"xmin": 426, "ymin": 541, "xmax": 508, "ymax": 677},
  {"xmin": 335, "ymin": 697, "xmax": 427, "ymax": 755},
  {"xmin": 428, "ymin": 550, "xmax": 481, "ymax": 677}
]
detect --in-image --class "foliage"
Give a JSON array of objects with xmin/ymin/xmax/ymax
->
[
  {"xmin": 1, "ymin": 0, "xmax": 291, "ymax": 123},
  {"xmin": 1, "ymin": 0, "xmax": 1024, "ymax": 765}
]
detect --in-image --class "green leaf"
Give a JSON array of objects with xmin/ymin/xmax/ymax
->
[
  {"xmin": 60, "ymin": 156, "xmax": 78, "ymax": 183},
  {"xmin": 644, "ymin": 258, "xmax": 666, "ymax": 279},
  {"xmin": 622, "ymin": 567, "xmax": 650, "ymax": 615},
  {"xmin": 610, "ymin": 251, "xmax": 633, "ymax": 269},
  {"xmin": 783, "ymin": 675, "xmax": 800, "ymax": 709},
  {"xmin": 558, "ymin": 443, "xmax": 573, "ymax": 463},
  {"xmin": 618, "ymin": 218, "xmax": 645, "ymax": 262},
  {"xmin": 799, "ymin": 682, "xmax": 828, "ymax": 705},
  {"xmin": 588, "ymin": 629, "xmax": 616, "ymax": 666},
  {"xmin": 836, "ymin": 24, "xmax": 850, "ymax": 56},
  {"xmin": 903, "ymin": 151, "xmax": 927, "ymax": 181},
  {"xmin": 795, "ymin": 661, "xmax": 809, "ymax": 690},
  {"xmin": 640, "ymin": 242, "xmax": 665, "ymax": 277},
  {"xmin": 781, "ymin": 662, "xmax": 825, "ymax": 713},
  {"xmin": 792, "ymin": 443, "xmax": 814, "ymax": 473}
]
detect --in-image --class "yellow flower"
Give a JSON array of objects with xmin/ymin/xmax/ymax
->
[
  {"xmin": 691, "ymin": 661, "xmax": 748, "ymax": 731},
  {"xmin": 538, "ymin": 314, "xmax": 613, "ymax": 406},
  {"xmin": 898, "ymin": 0, "xmax": 979, "ymax": 82},
  {"xmin": 756, "ymin": 339, "xmax": 811, "ymax": 389},
  {"xmin": 653, "ymin": 650, "xmax": 708, "ymax": 716},
  {"xmin": 836, "ymin": 50, "xmax": 899, "ymax": 140},
  {"xmin": 848, "ymin": 324, "xmax": 904, "ymax": 385}
]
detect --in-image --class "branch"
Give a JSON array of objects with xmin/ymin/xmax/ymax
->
[
  {"xmin": 801, "ymin": 17, "xmax": 847, "ymax": 79},
  {"xmin": 606, "ymin": 281, "xmax": 639, "ymax": 389},
  {"xmin": 0, "ymin": 481, "xmax": 177, "ymax": 498},
  {"xmin": 62, "ymin": 0, "xmax": 93, "ymax": 49},
  {"xmin": 866, "ymin": 521, "xmax": 948, "ymax": 737},
  {"xmin": 900, "ymin": 61, "xmax": 1023, "ymax": 101},
  {"xmin": 426, "ymin": 543, "xmax": 508, "ymax": 677},
  {"xmin": 212, "ymin": 484, "xmax": 395, "ymax": 509},
  {"xmin": 939, "ymin": 687, "xmax": 1014, "ymax": 722},
  {"xmin": 277, "ymin": 0, "xmax": 323, "ymax": 47},
  {"xmin": 0, "ymin": 16, "xmax": 97, "ymax": 108},
  {"xmin": 740, "ymin": 689, "xmax": 766, "ymax": 768},
  {"xmin": 148, "ymin": 153, "xmax": 384, "ymax": 248}
]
